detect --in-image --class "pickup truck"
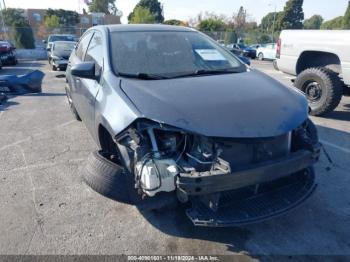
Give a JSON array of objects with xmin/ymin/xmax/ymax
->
[{"xmin": 276, "ymin": 30, "xmax": 350, "ymax": 116}]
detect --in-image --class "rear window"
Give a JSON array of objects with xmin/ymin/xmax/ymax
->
[{"xmin": 48, "ymin": 35, "xmax": 75, "ymax": 42}]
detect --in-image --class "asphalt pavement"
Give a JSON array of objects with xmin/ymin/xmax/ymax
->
[{"xmin": 0, "ymin": 59, "xmax": 349, "ymax": 257}]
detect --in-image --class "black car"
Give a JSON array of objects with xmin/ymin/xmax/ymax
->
[
  {"xmin": 0, "ymin": 41, "xmax": 17, "ymax": 66},
  {"xmin": 66, "ymin": 25, "xmax": 320, "ymax": 227},
  {"xmin": 236, "ymin": 44, "xmax": 257, "ymax": 59}
]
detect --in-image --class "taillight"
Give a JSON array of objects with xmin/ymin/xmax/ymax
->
[{"xmin": 276, "ymin": 38, "xmax": 281, "ymax": 59}]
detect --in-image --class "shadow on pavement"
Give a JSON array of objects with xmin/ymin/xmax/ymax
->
[
  {"xmin": 13, "ymin": 61, "xmax": 46, "ymax": 68},
  {"xmin": 138, "ymin": 207, "xmax": 253, "ymax": 253},
  {"xmin": 23, "ymin": 92, "xmax": 66, "ymax": 97},
  {"xmin": 0, "ymin": 99, "xmax": 20, "ymax": 112}
]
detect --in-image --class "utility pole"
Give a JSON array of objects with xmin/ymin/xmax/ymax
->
[
  {"xmin": 269, "ymin": 2, "xmax": 277, "ymax": 43},
  {"xmin": 272, "ymin": 5, "xmax": 276, "ymax": 42}
]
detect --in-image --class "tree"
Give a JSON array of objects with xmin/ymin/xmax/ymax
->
[
  {"xmin": 278, "ymin": 0, "xmax": 304, "ymax": 29},
  {"xmin": 88, "ymin": 0, "xmax": 117, "ymax": 15},
  {"xmin": 321, "ymin": 16, "xmax": 344, "ymax": 29},
  {"xmin": 129, "ymin": 0, "xmax": 164, "ymax": 23},
  {"xmin": 44, "ymin": 15, "xmax": 60, "ymax": 30},
  {"xmin": 3, "ymin": 8, "xmax": 35, "ymax": 49},
  {"xmin": 303, "ymin": 15, "xmax": 323, "ymax": 29},
  {"xmin": 224, "ymin": 29, "xmax": 237, "ymax": 44},
  {"xmin": 45, "ymin": 9, "xmax": 80, "ymax": 34},
  {"xmin": 163, "ymin": 19, "xmax": 184, "ymax": 26},
  {"xmin": 343, "ymin": 1, "xmax": 350, "ymax": 29},
  {"xmin": 129, "ymin": 6, "xmax": 156, "ymax": 24},
  {"xmin": 197, "ymin": 18, "xmax": 227, "ymax": 32},
  {"xmin": 233, "ymin": 6, "xmax": 247, "ymax": 37},
  {"xmin": 260, "ymin": 12, "xmax": 283, "ymax": 32}
]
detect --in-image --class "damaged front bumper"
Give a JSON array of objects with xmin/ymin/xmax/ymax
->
[
  {"xmin": 186, "ymin": 168, "xmax": 316, "ymax": 227},
  {"xmin": 178, "ymin": 146, "xmax": 320, "ymax": 227},
  {"xmin": 53, "ymin": 60, "xmax": 68, "ymax": 69},
  {"xmin": 177, "ymin": 148, "xmax": 320, "ymax": 196}
]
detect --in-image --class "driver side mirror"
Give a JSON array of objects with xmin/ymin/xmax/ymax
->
[{"xmin": 71, "ymin": 62, "xmax": 97, "ymax": 80}]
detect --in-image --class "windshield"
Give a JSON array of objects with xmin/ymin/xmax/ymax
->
[
  {"xmin": 110, "ymin": 31, "xmax": 244, "ymax": 78},
  {"xmin": 49, "ymin": 35, "xmax": 75, "ymax": 42},
  {"xmin": 53, "ymin": 42, "xmax": 76, "ymax": 52}
]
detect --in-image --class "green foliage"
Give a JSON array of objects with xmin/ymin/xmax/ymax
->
[
  {"xmin": 321, "ymin": 16, "xmax": 344, "ymax": 29},
  {"xmin": 278, "ymin": 0, "xmax": 304, "ymax": 29},
  {"xmin": 259, "ymin": 34, "xmax": 272, "ymax": 44},
  {"xmin": 303, "ymin": 15, "xmax": 324, "ymax": 29},
  {"xmin": 260, "ymin": 12, "xmax": 283, "ymax": 32},
  {"xmin": 244, "ymin": 30, "xmax": 272, "ymax": 45},
  {"xmin": 198, "ymin": 18, "xmax": 227, "ymax": 32},
  {"xmin": 129, "ymin": 6, "xmax": 156, "ymax": 24},
  {"xmin": 45, "ymin": 9, "xmax": 80, "ymax": 27},
  {"xmin": 224, "ymin": 29, "xmax": 237, "ymax": 44},
  {"xmin": 3, "ymin": 8, "xmax": 35, "ymax": 49},
  {"xmin": 12, "ymin": 26, "xmax": 35, "ymax": 49},
  {"xmin": 129, "ymin": 0, "xmax": 164, "ymax": 23},
  {"xmin": 44, "ymin": 15, "xmax": 60, "ymax": 29},
  {"xmin": 163, "ymin": 19, "xmax": 183, "ymax": 26},
  {"xmin": 343, "ymin": 1, "xmax": 350, "ymax": 29},
  {"xmin": 88, "ymin": 0, "xmax": 117, "ymax": 15}
]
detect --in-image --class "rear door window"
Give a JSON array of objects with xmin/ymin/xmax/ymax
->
[
  {"xmin": 76, "ymin": 32, "xmax": 93, "ymax": 60},
  {"xmin": 84, "ymin": 31, "xmax": 103, "ymax": 75}
]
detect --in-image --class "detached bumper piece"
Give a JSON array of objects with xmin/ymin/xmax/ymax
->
[
  {"xmin": 186, "ymin": 168, "xmax": 316, "ymax": 227},
  {"xmin": 0, "ymin": 70, "xmax": 44, "ymax": 94}
]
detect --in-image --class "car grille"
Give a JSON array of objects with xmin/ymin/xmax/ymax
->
[{"xmin": 216, "ymin": 133, "xmax": 291, "ymax": 171}]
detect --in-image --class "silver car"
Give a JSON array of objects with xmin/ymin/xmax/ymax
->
[{"xmin": 66, "ymin": 25, "xmax": 320, "ymax": 227}]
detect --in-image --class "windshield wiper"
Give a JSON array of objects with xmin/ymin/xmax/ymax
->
[
  {"xmin": 171, "ymin": 68, "xmax": 241, "ymax": 78},
  {"xmin": 119, "ymin": 72, "xmax": 169, "ymax": 80}
]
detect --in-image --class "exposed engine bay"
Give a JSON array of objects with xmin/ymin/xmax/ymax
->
[{"xmin": 114, "ymin": 118, "xmax": 320, "ymax": 220}]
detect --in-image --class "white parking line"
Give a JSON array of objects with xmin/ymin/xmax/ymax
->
[{"xmin": 321, "ymin": 139, "xmax": 350, "ymax": 154}]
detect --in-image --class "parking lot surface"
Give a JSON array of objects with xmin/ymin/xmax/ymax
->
[{"xmin": 0, "ymin": 60, "xmax": 349, "ymax": 256}]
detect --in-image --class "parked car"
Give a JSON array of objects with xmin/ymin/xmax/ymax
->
[
  {"xmin": 66, "ymin": 25, "xmax": 320, "ymax": 227},
  {"xmin": 0, "ymin": 41, "xmax": 17, "ymax": 66},
  {"xmin": 48, "ymin": 41, "xmax": 76, "ymax": 71},
  {"xmin": 236, "ymin": 43, "xmax": 257, "ymax": 59},
  {"xmin": 276, "ymin": 30, "xmax": 350, "ymax": 116},
  {"xmin": 249, "ymin": 44, "xmax": 262, "ymax": 50},
  {"xmin": 257, "ymin": 43, "xmax": 277, "ymax": 60},
  {"xmin": 44, "ymin": 34, "xmax": 76, "ymax": 59}
]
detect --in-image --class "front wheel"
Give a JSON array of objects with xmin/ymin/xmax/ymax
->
[
  {"xmin": 294, "ymin": 67, "xmax": 343, "ymax": 116},
  {"xmin": 258, "ymin": 52, "xmax": 264, "ymax": 61}
]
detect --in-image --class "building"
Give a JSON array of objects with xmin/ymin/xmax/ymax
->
[{"xmin": 23, "ymin": 9, "xmax": 121, "ymax": 40}]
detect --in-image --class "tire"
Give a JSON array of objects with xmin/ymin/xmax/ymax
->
[
  {"xmin": 65, "ymin": 85, "xmax": 81, "ymax": 121},
  {"xmin": 295, "ymin": 67, "xmax": 343, "ymax": 116},
  {"xmin": 52, "ymin": 64, "xmax": 57, "ymax": 71},
  {"xmin": 258, "ymin": 52, "xmax": 264, "ymax": 61},
  {"xmin": 273, "ymin": 60, "xmax": 279, "ymax": 71},
  {"xmin": 84, "ymin": 150, "xmax": 133, "ymax": 204}
]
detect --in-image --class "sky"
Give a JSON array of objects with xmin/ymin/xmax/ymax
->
[{"xmin": 6, "ymin": 0, "xmax": 349, "ymax": 24}]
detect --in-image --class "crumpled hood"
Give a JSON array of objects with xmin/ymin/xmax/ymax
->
[{"xmin": 121, "ymin": 70, "xmax": 308, "ymax": 138}]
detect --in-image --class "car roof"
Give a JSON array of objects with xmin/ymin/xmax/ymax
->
[{"xmin": 100, "ymin": 24, "xmax": 196, "ymax": 33}]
